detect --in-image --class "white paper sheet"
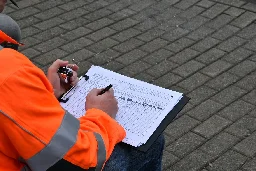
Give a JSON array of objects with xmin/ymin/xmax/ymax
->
[{"xmin": 60, "ymin": 66, "xmax": 183, "ymax": 147}]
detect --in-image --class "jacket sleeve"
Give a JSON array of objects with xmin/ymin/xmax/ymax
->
[{"xmin": 0, "ymin": 65, "xmax": 126, "ymax": 171}]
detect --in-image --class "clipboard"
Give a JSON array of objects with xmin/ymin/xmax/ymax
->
[{"xmin": 58, "ymin": 73, "xmax": 190, "ymax": 152}]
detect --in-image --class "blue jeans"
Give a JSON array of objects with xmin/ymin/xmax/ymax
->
[{"xmin": 103, "ymin": 134, "xmax": 165, "ymax": 171}]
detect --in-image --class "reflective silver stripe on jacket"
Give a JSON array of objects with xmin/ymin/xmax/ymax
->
[
  {"xmin": 94, "ymin": 133, "xmax": 106, "ymax": 171},
  {"xmin": 2, "ymin": 109, "xmax": 107, "ymax": 170},
  {"xmin": 25, "ymin": 111, "xmax": 79, "ymax": 171}
]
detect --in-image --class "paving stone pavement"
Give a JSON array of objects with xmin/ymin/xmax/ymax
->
[{"xmin": 4, "ymin": 0, "xmax": 256, "ymax": 170}]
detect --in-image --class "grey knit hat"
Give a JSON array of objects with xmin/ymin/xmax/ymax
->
[
  {"xmin": 0, "ymin": 13, "xmax": 21, "ymax": 42},
  {"xmin": 0, "ymin": 13, "xmax": 21, "ymax": 50}
]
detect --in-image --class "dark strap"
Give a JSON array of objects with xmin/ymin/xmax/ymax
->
[
  {"xmin": 0, "ymin": 42, "xmax": 18, "ymax": 50},
  {"xmin": 47, "ymin": 159, "xmax": 95, "ymax": 171}
]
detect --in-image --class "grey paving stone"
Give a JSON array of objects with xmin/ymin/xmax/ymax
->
[
  {"xmin": 151, "ymin": 0, "xmax": 180, "ymax": 11},
  {"xmin": 132, "ymin": 7, "xmax": 159, "ymax": 22},
  {"xmin": 200, "ymin": 132, "xmax": 240, "ymax": 157},
  {"xmin": 134, "ymin": 18, "xmax": 158, "ymax": 31},
  {"xmin": 61, "ymin": 37, "xmax": 93, "ymax": 53},
  {"xmin": 83, "ymin": 0, "xmax": 109, "ymax": 12},
  {"xmin": 139, "ymin": 38, "xmax": 169, "ymax": 53},
  {"xmin": 211, "ymin": 85, "xmax": 247, "ymax": 105},
  {"xmin": 59, "ymin": 0, "xmax": 89, "ymax": 11},
  {"xmin": 188, "ymin": 85, "xmax": 217, "ymax": 105},
  {"xmin": 134, "ymin": 72, "xmax": 155, "ymax": 83},
  {"xmin": 242, "ymin": 157, "xmax": 256, "ymax": 171},
  {"xmin": 211, "ymin": 0, "xmax": 245, "ymax": 7},
  {"xmin": 86, "ymin": 27, "xmax": 116, "ymax": 41},
  {"xmin": 242, "ymin": 2, "xmax": 256, "ymax": 13},
  {"xmin": 153, "ymin": 72, "xmax": 182, "ymax": 88},
  {"xmin": 19, "ymin": 37, "xmax": 41, "ymax": 50},
  {"xmin": 137, "ymin": 28, "xmax": 165, "ymax": 42},
  {"xmin": 34, "ymin": 17, "xmax": 65, "ymax": 30},
  {"xmin": 207, "ymin": 150, "xmax": 247, "ymax": 171},
  {"xmin": 157, "ymin": 17, "xmax": 187, "ymax": 31},
  {"xmin": 106, "ymin": 0, "xmax": 131, "ymax": 12},
  {"xmin": 33, "ymin": 26, "xmax": 66, "ymax": 41},
  {"xmin": 34, "ymin": 7, "xmax": 65, "ymax": 20},
  {"xmin": 243, "ymin": 89, "xmax": 256, "ymax": 105},
  {"xmin": 244, "ymin": 38, "xmax": 256, "ymax": 51},
  {"xmin": 154, "ymin": 6, "xmax": 181, "ymax": 22},
  {"xmin": 142, "ymin": 49, "xmax": 173, "ymax": 65},
  {"xmin": 162, "ymin": 151, "xmax": 179, "ymax": 171},
  {"xmin": 60, "ymin": 8, "xmax": 90, "ymax": 21},
  {"xmin": 181, "ymin": 15, "xmax": 209, "ymax": 31},
  {"xmin": 217, "ymin": 36, "xmax": 246, "ymax": 52},
  {"xmin": 61, "ymin": 27, "xmax": 92, "ymax": 41},
  {"xmin": 225, "ymin": 115, "xmax": 256, "ymax": 138},
  {"xmin": 87, "ymin": 38, "xmax": 119, "ymax": 53},
  {"xmin": 8, "ymin": 7, "xmax": 40, "ymax": 20},
  {"xmin": 62, "ymin": 49, "xmax": 94, "ymax": 63},
  {"xmin": 34, "ymin": 0, "xmax": 69, "ymax": 11},
  {"xmin": 201, "ymin": 3, "xmax": 229, "ymax": 19},
  {"xmin": 194, "ymin": 115, "xmax": 232, "ymax": 138},
  {"xmin": 21, "ymin": 26, "xmax": 41, "ymax": 38},
  {"xmin": 229, "ymin": 60, "xmax": 256, "ymax": 77},
  {"xmin": 231, "ymin": 11, "xmax": 256, "ymax": 28},
  {"xmin": 179, "ymin": 6, "xmax": 205, "ymax": 19},
  {"xmin": 21, "ymin": 48, "xmax": 41, "ymax": 59},
  {"xmin": 206, "ymin": 14, "xmax": 234, "ymax": 30},
  {"xmin": 205, "ymin": 72, "xmax": 239, "ymax": 91},
  {"xmin": 166, "ymin": 132, "xmax": 206, "ymax": 157},
  {"xmin": 212, "ymin": 25, "xmax": 240, "ymax": 40},
  {"xmin": 178, "ymin": 72, "xmax": 211, "ymax": 91},
  {"xmin": 222, "ymin": 48, "xmax": 253, "ymax": 64},
  {"xmin": 165, "ymin": 114, "xmax": 200, "ymax": 140},
  {"xmin": 88, "ymin": 48, "xmax": 120, "ymax": 65},
  {"xmin": 146, "ymin": 60, "xmax": 178, "ymax": 77},
  {"xmin": 129, "ymin": 0, "xmax": 155, "ymax": 12},
  {"xmin": 234, "ymin": 131, "xmax": 256, "ymax": 157},
  {"xmin": 171, "ymin": 149, "xmax": 213, "ymax": 171},
  {"xmin": 201, "ymin": 60, "xmax": 232, "ymax": 77},
  {"xmin": 103, "ymin": 60, "xmax": 125, "ymax": 72},
  {"xmin": 113, "ymin": 38, "xmax": 144, "ymax": 53},
  {"xmin": 169, "ymin": 48, "xmax": 200, "ymax": 64},
  {"xmin": 186, "ymin": 26, "xmax": 215, "ymax": 41},
  {"xmin": 75, "ymin": 60, "xmax": 93, "ymax": 76},
  {"xmin": 174, "ymin": 0, "xmax": 201, "ymax": 10},
  {"xmin": 165, "ymin": 37, "xmax": 195, "ymax": 53},
  {"xmin": 34, "ymin": 48, "xmax": 68, "ymax": 65},
  {"xmin": 170, "ymin": 85, "xmax": 190, "ymax": 94},
  {"xmin": 178, "ymin": 102, "xmax": 195, "ymax": 117},
  {"xmin": 115, "ymin": 49, "xmax": 147, "ymax": 65},
  {"xmin": 187, "ymin": 99, "xmax": 224, "ymax": 121},
  {"xmin": 59, "ymin": 18, "xmax": 90, "ymax": 30},
  {"xmin": 86, "ymin": 18, "xmax": 114, "ymax": 30},
  {"xmin": 34, "ymin": 37, "xmax": 67, "ymax": 53},
  {"xmin": 173, "ymin": 60, "xmax": 205, "ymax": 77},
  {"xmin": 161, "ymin": 27, "xmax": 190, "ymax": 42},
  {"xmin": 109, "ymin": 18, "xmax": 139, "ymax": 31},
  {"xmin": 224, "ymin": 6, "xmax": 245, "ymax": 16},
  {"xmin": 238, "ymin": 23, "xmax": 256, "ymax": 39},
  {"xmin": 84, "ymin": 8, "xmax": 113, "ymax": 21},
  {"xmin": 118, "ymin": 60, "xmax": 151, "ymax": 77},
  {"xmin": 112, "ymin": 28, "xmax": 141, "ymax": 42},
  {"xmin": 192, "ymin": 37, "xmax": 220, "ymax": 52},
  {"xmin": 196, "ymin": 48, "xmax": 226, "ymax": 64},
  {"xmin": 16, "ymin": 16, "xmax": 41, "ymax": 29},
  {"xmin": 218, "ymin": 100, "xmax": 255, "ymax": 121},
  {"xmin": 235, "ymin": 71, "xmax": 256, "ymax": 91},
  {"xmin": 197, "ymin": 0, "xmax": 215, "ymax": 8}
]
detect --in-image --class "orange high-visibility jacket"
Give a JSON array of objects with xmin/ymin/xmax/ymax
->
[{"xmin": 0, "ymin": 47, "xmax": 126, "ymax": 171}]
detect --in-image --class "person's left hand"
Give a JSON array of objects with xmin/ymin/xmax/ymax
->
[{"xmin": 47, "ymin": 59, "xmax": 79, "ymax": 99}]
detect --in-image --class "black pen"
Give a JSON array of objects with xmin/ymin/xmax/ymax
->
[{"xmin": 99, "ymin": 84, "xmax": 112, "ymax": 95}]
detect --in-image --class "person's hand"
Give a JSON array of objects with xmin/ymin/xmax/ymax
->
[
  {"xmin": 85, "ymin": 88, "xmax": 118, "ymax": 119},
  {"xmin": 47, "ymin": 59, "xmax": 79, "ymax": 99}
]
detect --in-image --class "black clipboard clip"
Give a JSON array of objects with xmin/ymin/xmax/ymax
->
[{"xmin": 58, "ymin": 74, "xmax": 89, "ymax": 103}]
